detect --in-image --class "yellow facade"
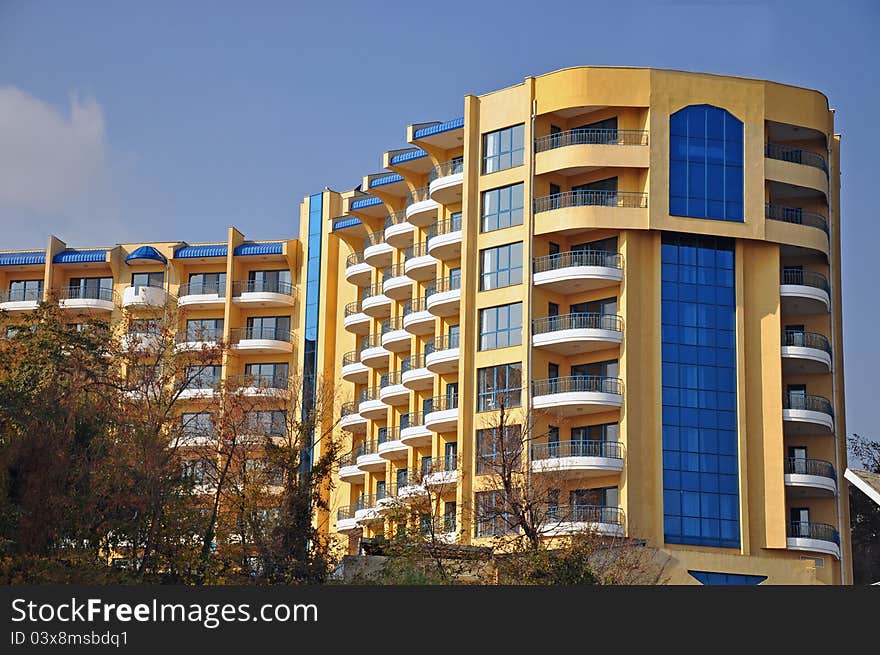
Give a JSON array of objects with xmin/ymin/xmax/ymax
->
[{"xmin": 0, "ymin": 66, "xmax": 851, "ymax": 584}]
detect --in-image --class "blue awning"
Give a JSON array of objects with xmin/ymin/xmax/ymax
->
[
  {"xmin": 53, "ymin": 249, "xmax": 107, "ymax": 264},
  {"xmin": 413, "ymin": 117, "xmax": 464, "ymax": 139},
  {"xmin": 175, "ymin": 244, "xmax": 228, "ymax": 258},
  {"xmin": 234, "ymin": 242, "xmax": 283, "ymax": 256},
  {"xmin": 350, "ymin": 195, "xmax": 382, "ymax": 210},
  {"xmin": 390, "ymin": 148, "xmax": 427, "ymax": 165},
  {"xmin": 125, "ymin": 245, "xmax": 167, "ymax": 264},
  {"xmin": 369, "ymin": 173, "xmax": 404, "ymax": 188},
  {"xmin": 333, "ymin": 216, "xmax": 362, "ymax": 231},
  {"xmin": 0, "ymin": 251, "xmax": 45, "ymax": 266}
]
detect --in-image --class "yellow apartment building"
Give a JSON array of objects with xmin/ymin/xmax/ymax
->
[{"xmin": 0, "ymin": 66, "xmax": 851, "ymax": 584}]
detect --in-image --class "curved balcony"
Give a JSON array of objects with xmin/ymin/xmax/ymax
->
[
  {"xmin": 405, "ymin": 186, "xmax": 439, "ymax": 226},
  {"xmin": 377, "ymin": 426, "xmax": 408, "ymax": 460},
  {"xmin": 340, "ymin": 401, "xmax": 367, "ymax": 433},
  {"xmin": 391, "ymin": 469, "xmax": 430, "ymax": 499},
  {"xmin": 429, "ymin": 158, "xmax": 464, "ymax": 204},
  {"xmin": 376, "ymin": 482, "xmax": 430, "ymax": 513},
  {"xmin": 231, "ymin": 280, "xmax": 295, "ymax": 308},
  {"xmin": 403, "ymin": 296, "xmax": 434, "ymax": 335},
  {"xmin": 342, "ymin": 350, "xmax": 369, "ymax": 384},
  {"xmin": 780, "ymin": 269, "xmax": 830, "ymax": 315},
  {"xmin": 337, "ymin": 451, "xmax": 364, "ymax": 484},
  {"xmin": 343, "ymin": 301, "xmax": 370, "ymax": 334},
  {"xmin": 532, "ymin": 313, "xmax": 622, "ymax": 355},
  {"xmin": 336, "ymin": 506, "xmax": 360, "ymax": 533},
  {"xmin": 784, "ymin": 458, "xmax": 836, "ymax": 498},
  {"xmin": 361, "ymin": 283, "xmax": 392, "ymax": 318},
  {"xmin": 384, "ymin": 210, "xmax": 415, "ymax": 248},
  {"xmin": 0, "ymin": 288, "xmax": 42, "ymax": 312},
  {"xmin": 425, "ymin": 276, "xmax": 461, "ymax": 317},
  {"xmin": 229, "ymin": 374, "xmax": 290, "ymax": 399},
  {"xmin": 765, "ymin": 143, "xmax": 828, "ymax": 196},
  {"xmin": 532, "ymin": 190, "xmax": 648, "ymax": 237},
  {"xmin": 178, "ymin": 377, "xmax": 221, "ymax": 401},
  {"xmin": 422, "ymin": 456, "xmax": 458, "ymax": 488},
  {"xmin": 532, "ymin": 376, "xmax": 623, "ymax": 416},
  {"xmin": 542, "ymin": 505, "xmax": 624, "ymax": 538},
  {"xmin": 177, "ymin": 282, "xmax": 226, "ymax": 309},
  {"xmin": 400, "ymin": 411, "xmax": 431, "ymax": 447},
  {"xmin": 532, "ymin": 250, "xmax": 623, "ymax": 293},
  {"xmin": 402, "ymin": 352, "xmax": 433, "ymax": 390},
  {"xmin": 360, "ymin": 333, "xmax": 390, "ymax": 369},
  {"xmin": 356, "ymin": 440, "xmax": 386, "ymax": 472},
  {"xmin": 781, "ymin": 331, "xmax": 831, "ymax": 374},
  {"xmin": 122, "ymin": 284, "xmax": 168, "ymax": 309},
  {"xmin": 58, "ymin": 286, "xmax": 117, "ymax": 313},
  {"xmin": 354, "ymin": 494, "xmax": 382, "ymax": 524},
  {"xmin": 122, "ymin": 331, "xmax": 163, "ymax": 353},
  {"xmin": 782, "ymin": 392, "xmax": 834, "ymax": 434},
  {"xmin": 231, "ymin": 327, "xmax": 293, "ymax": 354},
  {"xmin": 380, "ymin": 317, "xmax": 410, "ymax": 353},
  {"xmin": 786, "ymin": 521, "xmax": 840, "ymax": 560},
  {"xmin": 427, "ymin": 215, "xmax": 463, "ymax": 260},
  {"xmin": 404, "ymin": 241, "xmax": 437, "ymax": 281},
  {"xmin": 358, "ymin": 387, "xmax": 387, "ymax": 420},
  {"xmin": 530, "ymin": 440, "xmax": 624, "ymax": 478},
  {"xmin": 379, "ymin": 370, "xmax": 409, "ymax": 406},
  {"xmin": 363, "ymin": 232, "xmax": 393, "ymax": 268},
  {"xmin": 345, "ymin": 250, "xmax": 372, "ymax": 287},
  {"xmin": 765, "ymin": 204, "xmax": 829, "ymax": 236},
  {"xmin": 535, "ymin": 129, "xmax": 649, "ymax": 176},
  {"xmin": 425, "ymin": 334, "xmax": 460, "ymax": 374},
  {"xmin": 175, "ymin": 328, "xmax": 223, "ymax": 352},
  {"xmin": 382, "ymin": 263, "xmax": 412, "ymax": 300},
  {"xmin": 424, "ymin": 395, "xmax": 459, "ymax": 433}
]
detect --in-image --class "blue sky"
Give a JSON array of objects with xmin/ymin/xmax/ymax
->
[{"xmin": 0, "ymin": 0, "xmax": 877, "ymax": 441}]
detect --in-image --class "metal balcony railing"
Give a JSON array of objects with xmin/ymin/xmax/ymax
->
[
  {"xmin": 425, "ymin": 394, "xmax": 459, "ymax": 413},
  {"xmin": 532, "ymin": 312, "xmax": 623, "ymax": 335},
  {"xmin": 338, "ymin": 450, "xmax": 357, "ymax": 468},
  {"xmin": 545, "ymin": 504, "xmax": 623, "ymax": 526},
  {"xmin": 404, "ymin": 297, "xmax": 427, "ymax": 315},
  {"xmin": 346, "ymin": 250, "xmax": 366, "ymax": 267},
  {"xmin": 782, "ymin": 330, "xmax": 831, "ymax": 354},
  {"xmin": 176, "ymin": 327, "xmax": 223, "ymax": 343},
  {"xmin": 428, "ymin": 214, "xmax": 463, "ymax": 240},
  {"xmin": 765, "ymin": 143, "xmax": 827, "ymax": 172},
  {"xmin": 535, "ymin": 128, "xmax": 648, "ymax": 152},
  {"xmin": 400, "ymin": 411, "xmax": 425, "ymax": 430},
  {"xmin": 783, "ymin": 392, "xmax": 833, "ymax": 416},
  {"xmin": 384, "ymin": 210, "xmax": 408, "ymax": 229},
  {"xmin": 784, "ymin": 457, "xmax": 835, "ymax": 479},
  {"xmin": 356, "ymin": 440, "xmax": 379, "ymax": 460},
  {"xmin": 406, "ymin": 186, "xmax": 432, "ymax": 207},
  {"xmin": 377, "ymin": 426, "xmax": 401, "ymax": 445},
  {"xmin": 0, "ymin": 288, "xmax": 43, "ymax": 303},
  {"xmin": 379, "ymin": 370, "xmax": 403, "ymax": 388},
  {"xmin": 781, "ymin": 268, "xmax": 829, "ymax": 293},
  {"xmin": 178, "ymin": 281, "xmax": 225, "ymax": 297},
  {"xmin": 531, "ymin": 440, "xmax": 624, "ymax": 461},
  {"xmin": 426, "ymin": 333, "xmax": 459, "ymax": 354},
  {"xmin": 340, "ymin": 401, "xmax": 358, "ymax": 418},
  {"xmin": 424, "ymin": 455, "xmax": 457, "ymax": 474},
  {"xmin": 787, "ymin": 521, "xmax": 839, "ymax": 544},
  {"xmin": 358, "ymin": 387, "xmax": 381, "ymax": 403},
  {"xmin": 355, "ymin": 494, "xmax": 377, "ymax": 511},
  {"xmin": 429, "ymin": 158, "xmax": 464, "ymax": 182},
  {"xmin": 405, "ymin": 241, "xmax": 431, "ymax": 260},
  {"xmin": 402, "ymin": 352, "xmax": 427, "ymax": 372},
  {"xmin": 532, "ymin": 250, "xmax": 623, "ymax": 274},
  {"xmin": 533, "ymin": 190, "xmax": 648, "ymax": 213},
  {"xmin": 360, "ymin": 333, "xmax": 383, "ymax": 350},
  {"xmin": 342, "ymin": 351, "xmax": 360, "ymax": 367},
  {"xmin": 337, "ymin": 506, "xmax": 356, "ymax": 521},
  {"xmin": 232, "ymin": 280, "xmax": 295, "ymax": 297},
  {"xmin": 363, "ymin": 283, "xmax": 385, "ymax": 300},
  {"xmin": 232, "ymin": 327, "xmax": 293, "ymax": 343},
  {"xmin": 230, "ymin": 374, "xmax": 289, "ymax": 391},
  {"xmin": 381, "ymin": 316, "xmax": 405, "ymax": 334},
  {"xmin": 344, "ymin": 301, "xmax": 363, "ymax": 317},
  {"xmin": 364, "ymin": 232, "xmax": 384, "ymax": 248},
  {"xmin": 765, "ymin": 204, "xmax": 829, "ymax": 235},
  {"xmin": 531, "ymin": 375, "xmax": 624, "ymax": 397},
  {"xmin": 383, "ymin": 263, "xmax": 406, "ymax": 280},
  {"xmin": 425, "ymin": 276, "xmax": 461, "ymax": 298},
  {"xmin": 59, "ymin": 286, "xmax": 117, "ymax": 303}
]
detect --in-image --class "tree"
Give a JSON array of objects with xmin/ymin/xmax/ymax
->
[{"xmin": 848, "ymin": 433, "xmax": 880, "ymax": 585}]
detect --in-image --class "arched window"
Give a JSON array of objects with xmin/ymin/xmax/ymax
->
[{"xmin": 670, "ymin": 105, "xmax": 743, "ymax": 222}]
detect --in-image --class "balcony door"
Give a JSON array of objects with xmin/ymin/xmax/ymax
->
[{"xmin": 789, "ymin": 446, "xmax": 808, "ymax": 474}]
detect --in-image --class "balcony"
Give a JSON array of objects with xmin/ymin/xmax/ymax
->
[
  {"xmin": 177, "ymin": 282, "xmax": 226, "ymax": 309},
  {"xmin": 358, "ymin": 387, "xmax": 387, "ymax": 420},
  {"xmin": 342, "ymin": 350, "xmax": 369, "ymax": 384},
  {"xmin": 381, "ymin": 317, "xmax": 410, "ymax": 353},
  {"xmin": 425, "ymin": 276, "xmax": 461, "ymax": 317},
  {"xmin": 780, "ymin": 269, "xmax": 830, "ymax": 315},
  {"xmin": 542, "ymin": 505, "xmax": 624, "ymax": 538},
  {"xmin": 0, "ymin": 288, "xmax": 41, "ymax": 312},
  {"xmin": 400, "ymin": 411, "xmax": 431, "ymax": 447},
  {"xmin": 232, "ymin": 280, "xmax": 295, "ymax": 308},
  {"xmin": 340, "ymin": 401, "xmax": 367, "ymax": 433},
  {"xmin": 781, "ymin": 331, "xmax": 831, "ymax": 374},
  {"xmin": 782, "ymin": 392, "xmax": 834, "ymax": 434},
  {"xmin": 379, "ymin": 371, "xmax": 409, "ymax": 406},
  {"xmin": 382, "ymin": 263, "xmax": 412, "ymax": 300},
  {"xmin": 428, "ymin": 158, "xmax": 464, "ymax": 204},
  {"xmin": 530, "ymin": 440, "xmax": 624, "ymax": 478},
  {"xmin": 422, "ymin": 456, "xmax": 458, "ymax": 488},
  {"xmin": 784, "ymin": 458, "xmax": 836, "ymax": 498},
  {"xmin": 338, "ymin": 451, "xmax": 364, "ymax": 484},
  {"xmin": 336, "ymin": 506, "xmax": 360, "ymax": 533},
  {"xmin": 377, "ymin": 426, "xmax": 408, "ymax": 460},
  {"xmin": 786, "ymin": 521, "xmax": 840, "ymax": 560},
  {"xmin": 178, "ymin": 377, "xmax": 221, "ymax": 401},
  {"xmin": 532, "ymin": 313, "xmax": 623, "ymax": 355},
  {"xmin": 532, "ymin": 250, "xmax": 623, "ymax": 293},
  {"xmin": 405, "ymin": 186, "xmax": 439, "ymax": 227},
  {"xmin": 376, "ymin": 482, "xmax": 429, "ymax": 513},
  {"xmin": 532, "ymin": 190, "xmax": 648, "ymax": 237},
  {"xmin": 230, "ymin": 373, "xmax": 290, "ymax": 399},
  {"xmin": 231, "ymin": 327, "xmax": 293, "ymax": 354},
  {"xmin": 532, "ymin": 376, "xmax": 623, "ymax": 416},
  {"xmin": 404, "ymin": 241, "xmax": 437, "ymax": 281},
  {"xmin": 58, "ymin": 286, "xmax": 117, "ymax": 313},
  {"xmin": 403, "ymin": 296, "xmax": 434, "ymax": 335},
  {"xmin": 360, "ymin": 333, "xmax": 390, "ymax": 369},
  {"xmin": 765, "ymin": 204, "xmax": 829, "ymax": 236},
  {"xmin": 345, "ymin": 250, "xmax": 371, "ymax": 287},
  {"xmin": 354, "ymin": 494, "xmax": 382, "ymax": 524},
  {"xmin": 175, "ymin": 328, "xmax": 223, "ymax": 352},
  {"xmin": 534, "ymin": 128, "xmax": 649, "ymax": 176},
  {"xmin": 121, "ymin": 331, "xmax": 163, "ymax": 353},
  {"xmin": 356, "ymin": 440, "xmax": 386, "ymax": 472},
  {"xmin": 122, "ymin": 283, "xmax": 168, "ymax": 309},
  {"xmin": 343, "ymin": 301, "xmax": 370, "ymax": 334},
  {"xmin": 424, "ymin": 395, "xmax": 458, "ymax": 433},
  {"xmin": 363, "ymin": 232, "xmax": 393, "ymax": 268},
  {"xmin": 401, "ymin": 353, "xmax": 433, "ymax": 390},
  {"xmin": 361, "ymin": 283, "xmax": 392, "ymax": 318},
  {"xmin": 425, "ymin": 334, "xmax": 459, "ymax": 374},
  {"xmin": 765, "ymin": 143, "xmax": 828, "ymax": 196},
  {"xmin": 384, "ymin": 210, "xmax": 415, "ymax": 248},
  {"xmin": 427, "ymin": 214, "xmax": 463, "ymax": 260}
]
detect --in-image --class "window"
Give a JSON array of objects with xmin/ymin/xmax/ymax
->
[
  {"xmin": 477, "ymin": 363, "xmax": 522, "ymax": 412},
  {"xmin": 571, "ymin": 422, "xmax": 619, "ymax": 445},
  {"xmin": 182, "ymin": 458, "xmax": 216, "ymax": 485},
  {"xmin": 245, "ymin": 362, "xmax": 289, "ymax": 387},
  {"xmin": 396, "ymin": 468, "xmax": 409, "ymax": 487},
  {"xmin": 8, "ymin": 279, "xmax": 43, "ymax": 302},
  {"xmin": 247, "ymin": 458, "xmax": 284, "ymax": 486},
  {"xmin": 248, "ymin": 269, "xmax": 292, "ymax": 293},
  {"xmin": 181, "ymin": 412, "xmax": 214, "ymax": 442},
  {"xmin": 481, "ymin": 184, "xmax": 524, "ymax": 232},
  {"xmin": 688, "ymin": 570, "xmax": 767, "ymax": 585},
  {"xmin": 131, "ymin": 271, "xmax": 164, "ymax": 289},
  {"xmin": 187, "ymin": 272, "xmax": 226, "ymax": 294},
  {"xmin": 444, "ymin": 442, "xmax": 458, "ymax": 468},
  {"xmin": 246, "ymin": 315, "xmax": 290, "ymax": 339},
  {"xmin": 479, "ymin": 302, "xmax": 522, "ymax": 350},
  {"xmin": 670, "ymin": 105, "xmax": 743, "ymax": 222},
  {"xmin": 480, "ymin": 242, "xmax": 523, "ymax": 291},
  {"xmin": 185, "ymin": 318, "xmax": 223, "ymax": 340},
  {"xmin": 444, "ymin": 501, "xmax": 457, "ymax": 533},
  {"xmin": 246, "ymin": 410, "xmax": 287, "ymax": 437},
  {"xmin": 68, "ymin": 277, "xmax": 113, "ymax": 300},
  {"xmin": 474, "ymin": 491, "xmax": 515, "ymax": 537},
  {"xmin": 184, "ymin": 365, "xmax": 221, "ymax": 389},
  {"xmin": 476, "ymin": 425, "xmax": 522, "ymax": 474},
  {"xmin": 482, "ymin": 124, "xmax": 525, "ymax": 174}
]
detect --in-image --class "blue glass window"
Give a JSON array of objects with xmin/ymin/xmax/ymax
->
[
  {"xmin": 670, "ymin": 105, "xmax": 743, "ymax": 222},
  {"xmin": 479, "ymin": 302, "xmax": 522, "ymax": 351},
  {"xmin": 480, "ymin": 242, "xmax": 523, "ymax": 291},
  {"xmin": 688, "ymin": 570, "xmax": 767, "ymax": 585},
  {"xmin": 481, "ymin": 184, "xmax": 524, "ymax": 233},
  {"xmin": 662, "ymin": 233, "xmax": 740, "ymax": 548},
  {"xmin": 482, "ymin": 124, "xmax": 525, "ymax": 174}
]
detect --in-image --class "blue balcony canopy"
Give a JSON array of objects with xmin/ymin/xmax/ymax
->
[
  {"xmin": 390, "ymin": 149, "xmax": 427, "ymax": 165},
  {"xmin": 125, "ymin": 245, "xmax": 167, "ymax": 265},
  {"xmin": 413, "ymin": 117, "xmax": 464, "ymax": 139},
  {"xmin": 350, "ymin": 195, "xmax": 383, "ymax": 210},
  {"xmin": 175, "ymin": 244, "xmax": 228, "ymax": 259},
  {"xmin": 234, "ymin": 242, "xmax": 283, "ymax": 256},
  {"xmin": 0, "ymin": 251, "xmax": 45, "ymax": 266},
  {"xmin": 369, "ymin": 173, "xmax": 404, "ymax": 188},
  {"xmin": 333, "ymin": 216, "xmax": 362, "ymax": 231},
  {"xmin": 53, "ymin": 249, "xmax": 107, "ymax": 264}
]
